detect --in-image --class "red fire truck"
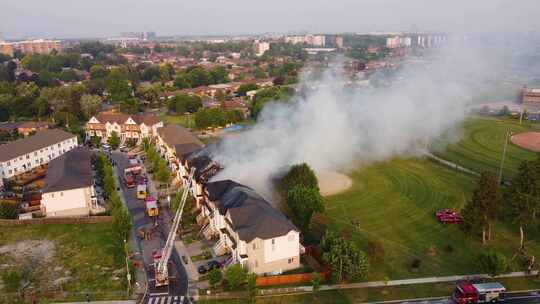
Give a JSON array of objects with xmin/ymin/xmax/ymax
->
[{"xmin": 452, "ymin": 282, "xmax": 506, "ymax": 304}]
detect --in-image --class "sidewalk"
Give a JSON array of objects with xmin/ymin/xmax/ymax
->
[{"xmin": 198, "ymin": 270, "xmax": 540, "ymax": 301}]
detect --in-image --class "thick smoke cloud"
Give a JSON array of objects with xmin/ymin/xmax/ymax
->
[{"xmin": 207, "ymin": 41, "xmax": 506, "ymax": 199}]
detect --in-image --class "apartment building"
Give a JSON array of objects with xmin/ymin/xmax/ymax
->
[
  {"xmin": 202, "ymin": 180, "xmax": 301, "ymax": 275},
  {"xmin": 85, "ymin": 112, "xmax": 163, "ymax": 144},
  {"xmin": 254, "ymin": 41, "xmax": 270, "ymax": 57},
  {"xmin": 0, "ymin": 39, "xmax": 61, "ymax": 56},
  {"xmin": 0, "ymin": 129, "xmax": 78, "ymax": 180},
  {"xmin": 41, "ymin": 147, "xmax": 100, "ymax": 217}
]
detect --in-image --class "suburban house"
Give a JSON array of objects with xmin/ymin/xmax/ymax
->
[
  {"xmin": 85, "ymin": 112, "xmax": 163, "ymax": 144},
  {"xmin": 41, "ymin": 147, "xmax": 100, "ymax": 217},
  {"xmin": 201, "ymin": 179, "xmax": 301, "ymax": 275},
  {"xmin": 0, "ymin": 121, "xmax": 50, "ymax": 136},
  {"xmin": 0, "ymin": 129, "xmax": 78, "ymax": 180},
  {"xmin": 155, "ymin": 125, "xmax": 203, "ymax": 176}
]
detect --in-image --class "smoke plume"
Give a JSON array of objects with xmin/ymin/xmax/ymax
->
[{"xmin": 207, "ymin": 40, "xmax": 514, "ymax": 199}]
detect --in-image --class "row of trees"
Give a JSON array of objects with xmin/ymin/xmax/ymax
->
[
  {"xmin": 194, "ymin": 107, "xmax": 244, "ymax": 129},
  {"xmin": 461, "ymin": 156, "xmax": 540, "ymax": 274},
  {"xmin": 143, "ymin": 141, "xmax": 172, "ymax": 187},
  {"xmin": 173, "ymin": 65, "xmax": 230, "ymax": 89}
]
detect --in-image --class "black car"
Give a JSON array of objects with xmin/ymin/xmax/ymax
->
[
  {"xmin": 207, "ymin": 260, "xmax": 221, "ymax": 270},
  {"xmin": 197, "ymin": 265, "xmax": 208, "ymax": 274}
]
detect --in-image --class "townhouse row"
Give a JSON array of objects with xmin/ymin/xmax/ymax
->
[{"xmin": 154, "ymin": 124, "xmax": 301, "ymax": 275}]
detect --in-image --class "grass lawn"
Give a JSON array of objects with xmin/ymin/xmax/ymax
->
[
  {"xmin": 433, "ymin": 117, "xmax": 539, "ymax": 178},
  {"xmin": 158, "ymin": 113, "xmax": 195, "ymax": 128},
  {"xmin": 324, "ymin": 158, "xmax": 540, "ymax": 280},
  {"xmin": 0, "ymin": 223, "xmax": 127, "ymax": 302}
]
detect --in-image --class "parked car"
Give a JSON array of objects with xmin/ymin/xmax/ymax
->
[
  {"xmin": 207, "ymin": 260, "xmax": 221, "ymax": 270},
  {"xmin": 436, "ymin": 208, "xmax": 462, "ymax": 223},
  {"xmin": 197, "ymin": 265, "xmax": 208, "ymax": 274}
]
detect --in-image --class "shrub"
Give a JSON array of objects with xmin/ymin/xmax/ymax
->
[
  {"xmin": 224, "ymin": 264, "xmax": 247, "ymax": 290},
  {"xmin": 411, "ymin": 258, "xmax": 421, "ymax": 270},
  {"xmin": 208, "ymin": 269, "xmax": 222, "ymax": 289},
  {"xmin": 478, "ymin": 252, "xmax": 508, "ymax": 277},
  {"xmin": 0, "ymin": 200, "xmax": 18, "ymax": 219},
  {"xmin": 367, "ymin": 240, "xmax": 385, "ymax": 261},
  {"xmin": 2, "ymin": 269, "xmax": 22, "ymax": 292}
]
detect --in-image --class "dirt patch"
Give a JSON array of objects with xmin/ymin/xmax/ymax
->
[
  {"xmin": 0, "ymin": 240, "xmax": 55, "ymax": 263},
  {"xmin": 511, "ymin": 132, "xmax": 540, "ymax": 152},
  {"xmin": 317, "ymin": 171, "xmax": 353, "ymax": 196}
]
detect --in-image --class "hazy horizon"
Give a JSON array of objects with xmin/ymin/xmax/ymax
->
[{"xmin": 2, "ymin": 0, "xmax": 540, "ymax": 39}]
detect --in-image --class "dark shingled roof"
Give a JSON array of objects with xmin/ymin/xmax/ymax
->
[
  {"xmin": 158, "ymin": 125, "xmax": 203, "ymax": 147},
  {"xmin": 0, "ymin": 129, "xmax": 76, "ymax": 162},
  {"xmin": 205, "ymin": 179, "xmax": 248, "ymax": 201},
  {"xmin": 175, "ymin": 143, "xmax": 203, "ymax": 162},
  {"xmin": 205, "ymin": 180, "xmax": 298, "ymax": 242},
  {"xmin": 43, "ymin": 147, "xmax": 92, "ymax": 193}
]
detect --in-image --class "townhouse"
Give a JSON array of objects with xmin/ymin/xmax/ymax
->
[
  {"xmin": 41, "ymin": 147, "xmax": 101, "ymax": 217},
  {"xmin": 155, "ymin": 125, "xmax": 203, "ymax": 176},
  {"xmin": 174, "ymin": 148, "xmax": 302, "ymax": 275},
  {"xmin": 0, "ymin": 129, "xmax": 78, "ymax": 180},
  {"xmin": 201, "ymin": 180, "xmax": 301, "ymax": 275},
  {"xmin": 85, "ymin": 112, "xmax": 163, "ymax": 144}
]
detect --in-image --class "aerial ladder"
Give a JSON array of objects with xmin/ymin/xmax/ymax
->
[{"xmin": 154, "ymin": 167, "xmax": 195, "ymax": 287}]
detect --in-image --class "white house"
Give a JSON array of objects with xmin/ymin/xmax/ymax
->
[
  {"xmin": 41, "ymin": 147, "xmax": 100, "ymax": 217},
  {"xmin": 0, "ymin": 129, "xmax": 78, "ymax": 180},
  {"xmin": 202, "ymin": 180, "xmax": 301, "ymax": 275}
]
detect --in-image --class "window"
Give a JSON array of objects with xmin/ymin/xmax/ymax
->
[
  {"xmin": 40, "ymin": 149, "xmax": 43, "ymax": 153},
  {"xmin": 51, "ymin": 193, "xmax": 54, "ymax": 198},
  {"xmin": 19, "ymin": 157, "xmax": 22, "ymax": 160},
  {"xmin": 8, "ymin": 169, "xmax": 12, "ymax": 174},
  {"xmin": 288, "ymin": 234, "xmax": 295, "ymax": 242},
  {"xmin": 26, "ymin": 155, "xmax": 29, "ymax": 159},
  {"xmin": 34, "ymin": 152, "xmax": 37, "ymax": 156},
  {"xmin": 57, "ymin": 143, "xmax": 61, "ymax": 148},
  {"xmin": 271, "ymin": 239, "xmax": 275, "ymax": 251},
  {"xmin": 7, "ymin": 161, "xmax": 10, "ymax": 166},
  {"xmin": 60, "ymin": 192, "xmax": 63, "ymax": 197},
  {"xmin": 288, "ymin": 258, "xmax": 294, "ymax": 264}
]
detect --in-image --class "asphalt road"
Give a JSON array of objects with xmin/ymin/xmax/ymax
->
[
  {"xmin": 399, "ymin": 291, "xmax": 540, "ymax": 304},
  {"xmin": 111, "ymin": 151, "xmax": 189, "ymax": 303}
]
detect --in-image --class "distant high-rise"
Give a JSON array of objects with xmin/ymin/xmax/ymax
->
[
  {"xmin": 254, "ymin": 40, "xmax": 270, "ymax": 57},
  {"xmin": 120, "ymin": 31, "xmax": 156, "ymax": 41}
]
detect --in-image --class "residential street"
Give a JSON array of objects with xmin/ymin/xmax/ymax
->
[{"xmin": 111, "ymin": 151, "xmax": 189, "ymax": 304}]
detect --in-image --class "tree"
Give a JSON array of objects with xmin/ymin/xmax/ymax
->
[
  {"xmin": 174, "ymin": 73, "xmax": 191, "ymax": 89},
  {"xmin": 286, "ymin": 185, "xmax": 324, "ymax": 231},
  {"xmin": 246, "ymin": 273, "xmax": 257, "ymax": 303},
  {"xmin": 254, "ymin": 67, "xmax": 266, "ymax": 79},
  {"xmin": 509, "ymin": 158, "xmax": 540, "ymax": 249},
  {"xmin": 461, "ymin": 172, "xmax": 503, "ymax": 244},
  {"xmin": 194, "ymin": 108, "xmax": 226, "ymax": 129},
  {"xmin": 208, "ymin": 269, "xmax": 222, "ymax": 289},
  {"xmin": 281, "ymin": 163, "xmax": 319, "ymax": 193},
  {"xmin": 80, "ymin": 94, "xmax": 102, "ymax": 119},
  {"xmin": 478, "ymin": 252, "xmax": 508, "ymax": 277},
  {"xmin": 106, "ymin": 67, "xmax": 132, "ymax": 103},
  {"xmin": 236, "ymin": 83, "xmax": 258, "ymax": 96},
  {"xmin": 167, "ymin": 93, "xmax": 202, "ymax": 114},
  {"xmin": 311, "ymin": 272, "xmax": 321, "ymax": 295},
  {"xmin": 0, "ymin": 200, "xmax": 18, "ymax": 219},
  {"xmin": 187, "ymin": 66, "xmax": 211, "ymax": 87},
  {"xmin": 90, "ymin": 64, "xmax": 108, "ymax": 79},
  {"xmin": 141, "ymin": 65, "xmax": 161, "ymax": 82},
  {"xmin": 108, "ymin": 131, "xmax": 120, "ymax": 150},
  {"xmin": 119, "ymin": 97, "xmax": 140, "ymax": 114},
  {"xmin": 209, "ymin": 65, "xmax": 229, "ymax": 84},
  {"xmin": 321, "ymin": 231, "xmax": 369, "ymax": 283},
  {"xmin": 112, "ymin": 207, "xmax": 133, "ymax": 242},
  {"xmin": 224, "ymin": 264, "xmax": 247, "ymax": 290}
]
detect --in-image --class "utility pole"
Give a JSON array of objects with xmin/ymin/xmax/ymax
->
[{"xmin": 498, "ymin": 130, "xmax": 512, "ymax": 185}]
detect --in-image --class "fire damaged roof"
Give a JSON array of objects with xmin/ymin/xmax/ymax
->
[
  {"xmin": 43, "ymin": 147, "xmax": 93, "ymax": 193},
  {"xmin": 186, "ymin": 153, "xmax": 220, "ymax": 181},
  {"xmin": 205, "ymin": 179, "xmax": 249, "ymax": 201},
  {"xmin": 175, "ymin": 143, "xmax": 204, "ymax": 162},
  {"xmin": 204, "ymin": 180, "xmax": 298, "ymax": 242},
  {"xmin": 157, "ymin": 125, "xmax": 203, "ymax": 147}
]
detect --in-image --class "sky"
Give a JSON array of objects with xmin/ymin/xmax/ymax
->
[{"xmin": 2, "ymin": 0, "xmax": 540, "ymax": 39}]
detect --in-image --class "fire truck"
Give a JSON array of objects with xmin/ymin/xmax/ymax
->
[{"xmin": 452, "ymin": 282, "xmax": 506, "ymax": 304}]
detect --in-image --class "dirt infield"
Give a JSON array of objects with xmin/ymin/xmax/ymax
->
[
  {"xmin": 511, "ymin": 132, "xmax": 540, "ymax": 152},
  {"xmin": 317, "ymin": 171, "xmax": 353, "ymax": 196}
]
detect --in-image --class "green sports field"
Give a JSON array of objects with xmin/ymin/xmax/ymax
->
[
  {"xmin": 324, "ymin": 157, "xmax": 540, "ymax": 280},
  {"xmin": 433, "ymin": 117, "xmax": 539, "ymax": 178}
]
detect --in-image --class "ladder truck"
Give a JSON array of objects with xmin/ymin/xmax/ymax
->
[{"xmin": 154, "ymin": 167, "xmax": 195, "ymax": 287}]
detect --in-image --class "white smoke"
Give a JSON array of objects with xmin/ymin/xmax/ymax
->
[{"xmin": 207, "ymin": 40, "xmax": 503, "ymax": 199}]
